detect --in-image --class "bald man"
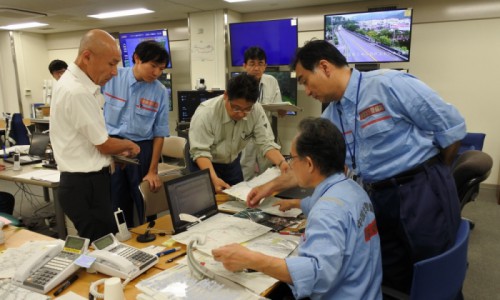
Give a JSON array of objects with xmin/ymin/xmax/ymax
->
[{"xmin": 50, "ymin": 29, "xmax": 140, "ymax": 242}]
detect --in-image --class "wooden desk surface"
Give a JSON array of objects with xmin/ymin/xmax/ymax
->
[
  {"xmin": 0, "ymin": 226, "xmax": 55, "ymax": 250},
  {"xmin": 0, "ymin": 164, "xmax": 59, "ymax": 188}
]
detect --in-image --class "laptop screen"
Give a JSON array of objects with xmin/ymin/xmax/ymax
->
[
  {"xmin": 28, "ymin": 133, "xmax": 50, "ymax": 157},
  {"xmin": 164, "ymin": 169, "xmax": 218, "ymax": 233}
]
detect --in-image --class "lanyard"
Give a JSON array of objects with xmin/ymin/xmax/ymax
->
[{"xmin": 337, "ymin": 72, "xmax": 362, "ymax": 175}]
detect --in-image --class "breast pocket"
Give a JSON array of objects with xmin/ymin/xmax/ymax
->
[
  {"xmin": 131, "ymin": 107, "xmax": 156, "ymax": 133},
  {"xmin": 105, "ymin": 100, "xmax": 126, "ymax": 126},
  {"xmin": 359, "ymin": 114, "xmax": 395, "ymax": 139}
]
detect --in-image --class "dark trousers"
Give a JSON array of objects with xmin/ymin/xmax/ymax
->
[
  {"xmin": 59, "ymin": 168, "xmax": 117, "ymax": 242},
  {"xmin": 190, "ymin": 154, "xmax": 244, "ymax": 186},
  {"xmin": 367, "ymin": 161, "xmax": 461, "ymax": 293},
  {"xmin": 0, "ymin": 191, "xmax": 15, "ymax": 215},
  {"xmin": 111, "ymin": 139, "xmax": 153, "ymax": 227}
]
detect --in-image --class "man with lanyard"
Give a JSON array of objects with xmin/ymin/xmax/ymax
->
[
  {"xmin": 239, "ymin": 46, "xmax": 286, "ymax": 180},
  {"xmin": 214, "ymin": 117, "xmax": 382, "ymax": 299},
  {"xmin": 247, "ymin": 40, "xmax": 466, "ymax": 294},
  {"xmin": 102, "ymin": 40, "xmax": 170, "ymax": 227},
  {"xmin": 189, "ymin": 73, "xmax": 289, "ymax": 193},
  {"xmin": 50, "ymin": 29, "xmax": 140, "ymax": 242}
]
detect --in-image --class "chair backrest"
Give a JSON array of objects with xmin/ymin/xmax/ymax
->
[
  {"xmin": 452, "ymin": 150, "xmax": 493, "ymax": 209},
  {"xmin": 162, "ymin": 136, "xmax": 187, "ymax": 160},
  {"xmin": 457, "ymin": 132, "xmax": 486, "ymax": 155},
  {"xmin": 410, "ymin": 219, "xmax": 470, "ymax": 300},
  {"xmin": 138, "ymin": 172, "xmax": 183, "ymax": 221}
]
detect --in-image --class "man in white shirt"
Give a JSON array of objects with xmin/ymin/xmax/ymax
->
[
  {"xmin": 240, "ymin": 47, "xmax": 286, "ymax": 180},
  {"xmin": 50, "ymin": 29, "xmax": 140, "ymax": 242}
]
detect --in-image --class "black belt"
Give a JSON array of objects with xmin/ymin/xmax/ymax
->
[
  {"xmin": 61, "ymin": 166, "xmax": 110, "ymax": 176},
  {"xmin": 365, "ymin": 156, "xmax": 441, "ymax": 191}
]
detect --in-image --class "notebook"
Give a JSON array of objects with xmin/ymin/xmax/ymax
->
[
  {"xmin": 3, "ymin": 133, "xmax": 50, "ymax": 165},
  {"xmin": 164, "ymin": 169, "xmax": 219, "ymax": 234}
]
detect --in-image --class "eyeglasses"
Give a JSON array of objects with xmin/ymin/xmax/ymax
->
[
  {"xmin": 229, "ymin": 102, "xmax": 254, "ymax": 113},
  {"xmin": 286, "ymin": 155, "xmax": 299, "ymax": 164}
]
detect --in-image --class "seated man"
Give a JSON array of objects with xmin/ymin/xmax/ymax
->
[
  {"xmin": 189, "ymin": 73, "xmax": 289, "ymax": 193},
  {"xmin": 212, "ymin": 117, "xmax": 382, "ymax": 299}
]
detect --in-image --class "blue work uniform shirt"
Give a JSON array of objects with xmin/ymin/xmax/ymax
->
[
  {"xmin": 286, "ymin": 173, "xmax": 382, "ymax": 300},
  {"xmin": 102, "ymin": 67, "xmax": 170, "ymax": 141},
  {"xmin": 322, "ymin": 69, "xmax": 466, "ymax": 182}
]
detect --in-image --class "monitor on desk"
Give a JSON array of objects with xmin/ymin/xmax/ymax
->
[
  {"xmin": 177, "ymin": 90, "xmax": 225, "ymax": 123},
  {"xmin": 164, "ymin": 169, "xmax": 218, "ymax": 234}
]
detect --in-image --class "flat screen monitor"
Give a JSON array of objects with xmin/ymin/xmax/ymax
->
[
  {"xmin": 157, "ymin": 72, "xmax": 173, "ymax": 111},
  {"xmin": 324, "ymin": 8, "xmax": 413, "ymax": 64},
  {"xmin": 229, "ymin": 18, "xmax": 298, "ymax": 67},
  {"xmin": 177, "ymin": 90, "xmax": 225, "ymax": 123},
  {"xmin": 118, "ymin": 29, "xmax": 172, "ymax": 68},
  {"xmin": 230, "ymin": 71, "xmax": 297, "ymax": 116}
]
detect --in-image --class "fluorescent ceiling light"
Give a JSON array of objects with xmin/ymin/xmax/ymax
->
[
  {"xmin": 88, "ymin": 8, "xmax": 154, "ymax": 19},
  {"xmin": 0, "ymin": 22, "xmax": 48, "ymax": 30},
  {"xmin": 224, "ymin": 0, "xmax": 251, "ymax": 3}
]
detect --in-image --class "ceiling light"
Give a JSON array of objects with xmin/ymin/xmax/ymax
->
[
  {"xmin": 0, "ymin": 22, "xmax": 48, "ymax": 30},
  {"xmin": 88, "ymin": 8, "xmax": 154, "ymax": 19},
  {"xmin": 224, "ymin": 0, "xmax": 251, "ymax": 3}
]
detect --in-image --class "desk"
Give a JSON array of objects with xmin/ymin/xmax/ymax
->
[
  {"xmin": 29, "ymin": 118, "xmax": 50, "ymax": 133},
  {"xmin": 0, "ymin": 165, "xmax": 65, "ymax": 238}
]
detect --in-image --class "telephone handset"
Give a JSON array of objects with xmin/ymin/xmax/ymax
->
[
  {"xmin": 87, "ymin": 250, "xmax": 137, "ymax": 278},
  {"xmin": 88, "ymin": 233, "xmax": 158, "ymax": 281},
  {"xmin": 13, "ymin": 235, "xmax": 90, "ymax": 294}
]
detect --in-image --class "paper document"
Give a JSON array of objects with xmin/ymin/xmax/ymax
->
[
  {"xmin": 136, "ymin": 264, "xmax": 263, "ymax": 300},
  {"xmin": 13, "ymin": 169, "xmax": 60, "ymax": 183},
  {"xmin": 223, "ymin": 167, "xmax": 281, "ymax": 201},
  {"xmin": 259, "ymin": 196, "xmax": 303, "ymax": 218},
  {"xmin": 261, "ymin": 102, "xmax": 302, "ymax": 112},
  {"xmin": 171, "ymin": 214, "xmax": 270, "ymax": 255}
]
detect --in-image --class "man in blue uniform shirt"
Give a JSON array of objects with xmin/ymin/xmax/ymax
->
[
  {"xmin": 214, "ymin": 117, "xmax": 382, "ymax": 300},
  {"xmin": 103, "ymin": 40, "xmax": 170, "ymax": 226},
  {"xmin": 247, "ymin": 40, "xmax": 466, "ymax": 293}
]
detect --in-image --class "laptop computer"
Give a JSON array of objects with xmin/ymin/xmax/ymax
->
[
  {"xmin": 164, "ymin": 169, "xmax": 219, "ymax": 234},
  {"xmin": 4, "ymin": 133, "xmax": 50, "ymax": 165}
]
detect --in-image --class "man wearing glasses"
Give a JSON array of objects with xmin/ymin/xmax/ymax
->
[
  {"xmin": 240, "ymin": 47, "xmax": 286, "ymax": 181},
  {"xmin": 189, "ymin": 73, "xmax": 289, "ymax": 193}
]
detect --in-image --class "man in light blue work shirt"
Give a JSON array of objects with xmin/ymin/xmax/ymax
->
[
  {"xmin": 103, "ymin": 40, "xmax": 170, "ymax": 226},
  {"xmin": 213, "ymin": 117, "xmax": 382, "ymax": 300},
  {"xmin": 248, "ymin": 40, "xmax": 466, "ymax": 294}
]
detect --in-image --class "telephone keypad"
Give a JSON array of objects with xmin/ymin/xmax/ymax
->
[
  {"xmin": 24, "ymin": 252, "xmax": 79, "ymax": 290},
  {"xmin": 110, "ymin": 244, "xmax": 157, "ymax": 270}
]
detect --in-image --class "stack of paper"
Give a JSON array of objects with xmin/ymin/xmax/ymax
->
[{"xmin": 223, "ymin": 167, "xmax": 281, "ymax": 201}]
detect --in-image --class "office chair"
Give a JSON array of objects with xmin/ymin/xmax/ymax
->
[
  {"xmin": 383, "ymin": 219, "xmax": 470, "ymax": 300},
  {"xmin": 457, "ymin": 132, "xmax": 486, "ymax": 156},
  {"xmin": 138, "ymin": 172, "xmax": 183, "ymax": 222},
  {"xmin": 452, "ymin": 150, "xmax": 493, "ymax": 229},
  {"xmin": 158, "ymin": 136, "xmax": 187, "ymax": 175}
]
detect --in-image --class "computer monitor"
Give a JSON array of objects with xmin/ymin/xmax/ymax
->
[
  {"xmin": 118, "ymin": 29, "xmax": 172, "ymax": 68},
  {"xmin": 177, "ymin": 90, "xmax": 225, "ymax": 123}
]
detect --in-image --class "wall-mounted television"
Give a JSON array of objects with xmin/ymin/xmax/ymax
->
[
  {"xmin": 324, "ymin": 8, "xmax": 413, "ymax": 64},
  {"xmin": 229, "ymin": 19, "xmax": 298, "ymax": 67},
  {"xmin": 231, "ymin": 71, "xmax": 298, "ymax": 116},
  {"xmin": 157, "ymin": 72, "xmax": 173, "ymax": 112},
  {"xmin": 178, "ymin": 90, "xmax": 225, "ymax": 123},
  {"xmin": 118, "ymin": 29, "xmax": 172, "ymax": 68}
]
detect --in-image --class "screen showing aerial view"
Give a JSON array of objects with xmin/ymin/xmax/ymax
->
[{"xmin": 324, "ymin": 9, "xmax": 412, "ymax": 63}]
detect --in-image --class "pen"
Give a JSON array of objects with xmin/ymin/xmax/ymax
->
[
  {"xmin": 156, "ymin": 246, "xmax": 181, "ymax": 257},
  {"xmin": 54, "ymin": 274, "xmax": 78, "ymax": 296},
  {"xmin": 278, "ymin": 231, "xmax": 302, "ymax": 236},
  {"xmin": 166, "ymin": 252, "xmax": 187, "ymax": 263}
]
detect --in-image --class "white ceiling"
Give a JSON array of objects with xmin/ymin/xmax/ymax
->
[{"xmin": 0, "ymin": 0, "xmax": 368, "ymax": 34}]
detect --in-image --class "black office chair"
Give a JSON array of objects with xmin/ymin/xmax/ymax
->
[{"xmin": 452, "ymin": 150, "xmax": 493, "ymax": 229}]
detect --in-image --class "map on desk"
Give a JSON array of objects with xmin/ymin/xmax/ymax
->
[{"xmin": 171, "ymin": 213, "xmax": 271, "ymax": 255}]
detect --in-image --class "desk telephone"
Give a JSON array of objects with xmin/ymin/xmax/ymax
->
[
  {"xmin": 13, "ymin": 235, "xmax": 89, "ymax": 294},
  {"xmin": 88, "ymin": 233, "xmax": 158, "ymax": 280}
]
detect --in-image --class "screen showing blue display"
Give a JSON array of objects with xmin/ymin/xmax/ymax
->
[
  {"xmin": 118, "ymin": 29, "xmax": 172, "ymax": 68},
  {"xmin": 324, "ymin": 9, "xmax": 413, "ymax": 64},
  {"xmin": 229, "ymin": 19, "xmax": 298, "ymax": 67}
]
